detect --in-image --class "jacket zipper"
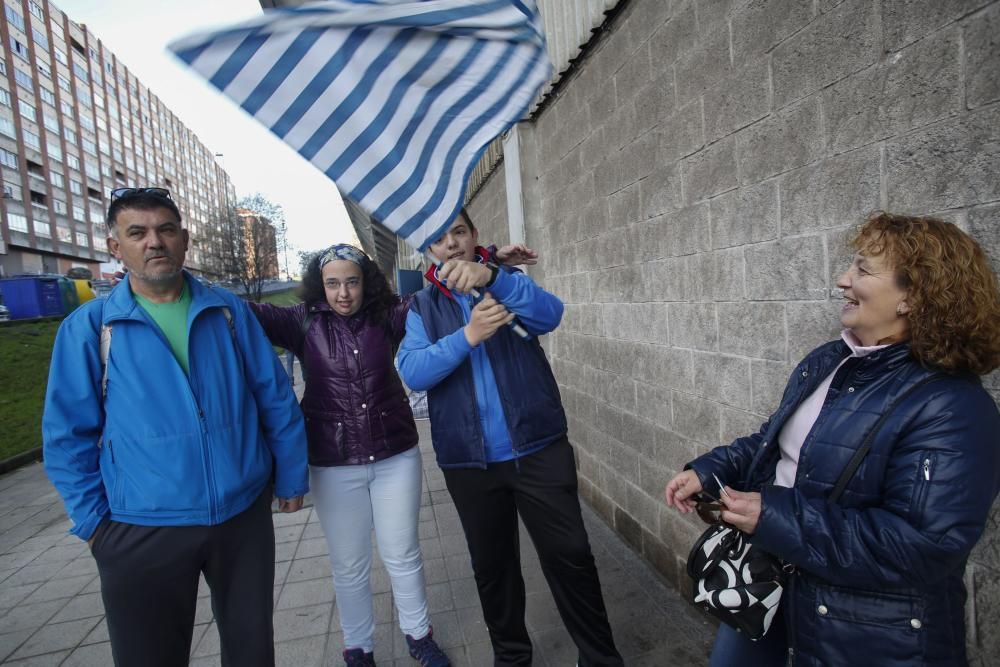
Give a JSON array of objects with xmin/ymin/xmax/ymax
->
[
  {"xmin": 186, "ymin": 308, "xmax": 219, "ymax": 524},
  {"xmin": 910, "ymin": 452, "xmax": 935, "ymax": 527},
  {"xmin": 460, "ymin": 295, "xmax": 488, "ymax": 468}
]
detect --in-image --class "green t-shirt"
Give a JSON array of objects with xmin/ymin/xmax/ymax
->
[{"xmin": 134, "ymin": 283, "xmax": 192, "ymax": 375}]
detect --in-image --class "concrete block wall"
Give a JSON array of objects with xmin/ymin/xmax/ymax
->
[{"xmin": 466, "ymin": 0, "xmax": 1000, "ymax": 661}]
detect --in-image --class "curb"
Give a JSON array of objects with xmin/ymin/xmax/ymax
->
[{"xmin": 0, "ymin": 447, "xmax": 42, "ymax": 475}]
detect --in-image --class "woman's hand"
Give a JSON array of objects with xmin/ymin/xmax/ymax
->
[
  {"xmin": 720, "ymin": 487, "xmax": 762, "ymax": 534},
  {"xmin": 495, "ymin": 244, "xmax": 538, "ymax": 266},
  {"xmin": 664, "ymin": 469, "xmax": 703, "ymax": 514}
]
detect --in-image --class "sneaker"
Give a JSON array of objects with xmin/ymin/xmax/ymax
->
[
  {"xmin": 343, "ymin": 648, "xmax": 376, "ymax": 666},
  {"xmin": 405, "ymin": 627, "xmax": 451, "ymax": 667}
]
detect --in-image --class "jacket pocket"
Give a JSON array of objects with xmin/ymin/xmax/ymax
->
[
  {"xmin": 811, "ymin": 583, "xmax": 925, "ymax": 664},
  {"xmin": 303, "ymin": 407, "xmax": 347, "ymax": 461}
]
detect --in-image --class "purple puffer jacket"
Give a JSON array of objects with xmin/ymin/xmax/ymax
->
[{"xmin": 250, "ymin": 298, "xmax": 418, "ymax": 467}]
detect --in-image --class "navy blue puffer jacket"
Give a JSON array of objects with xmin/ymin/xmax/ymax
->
[{"xmin": 689, "ymin": 339, "xmax": 1000, "ymax": 666}]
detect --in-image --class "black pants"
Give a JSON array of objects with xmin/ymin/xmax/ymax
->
[
  {"xmin": 91, "ymin": 490, "xmax": 276, "ymax": 667},
  {"xmin": 443, "ymin": 437, "xmax": 623, "ymax": 667}
]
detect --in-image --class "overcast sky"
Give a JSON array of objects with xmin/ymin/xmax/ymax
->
[{"xmin": 53, "ymin": 0, "xmax": 357, "ymax": 257}]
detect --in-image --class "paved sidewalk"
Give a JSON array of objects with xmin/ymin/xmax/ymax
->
[{"xmin": 0, "ymin": 420, "xmax": 713, "ymax": 665}]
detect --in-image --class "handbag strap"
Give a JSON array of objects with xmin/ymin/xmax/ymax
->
[{"xmin": 828, "ymin": 373, "xmax": 945, "ymax": 503}]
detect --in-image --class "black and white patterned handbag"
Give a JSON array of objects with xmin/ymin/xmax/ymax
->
[{"xmin": 686, "ymin": 522, "xmax": 786, "ymax": 640}]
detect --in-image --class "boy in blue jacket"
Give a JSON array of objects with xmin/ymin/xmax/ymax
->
[
  {"xmin": 397, "ymin": 211, "xmax": 622, "ymax": 667},
  {"xmin": 42, "ymin": 188, "xmax": 308, "ymax": 667}
]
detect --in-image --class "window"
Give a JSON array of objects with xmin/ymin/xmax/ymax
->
[
  {"xmin": 28, "ymin": 1, "xmax": 43, "ymax": 20},
  {"xmin": 89, "ymin": 206, "xmax": 102, "ymax": 223},
  {"xmin": 76, "ymin": 231, "xmax": 88, "ymax": 246},
  {"xmin": 66, "ymin": 154, "xmax": 80, "ymax": 170},
  {"xmin": 0, "ymin": 148, "xmax": 17, "ymax": 168},
  {"xmin": 54, "ymin": 48, "xmax": 67, "ymax": 65},
  {"xmin": 72, "ymin": 204, "xmax": 84, "ymax": 220},
  {"xmin": 63, "ymin": 126, "xmax": 76, "ymax": 143},
  {"xmin": 9, "ymin": 36, "xmax": 29, "ymax": 61},
  {"xmin": 18, "ymin": 100, "xmax": 36, "ymax": 121},
  {"xmin": 53, "ymin": 198, "xmax": 66, "ymax": 213},
  {"xmin": 14, "ymin": 69, "xmax": 32, "ymax": 90},
  {"xmin": 57, "ymin": 225, "xmax": 71, "ymax": 241},
  {"xmin": 0, "ymin": 88, "xmax": 9, "ymax": 107},
  {"xmin": 84, "ymin": 160, "xmax": 99, "ymax": 179},
  {"xmin": 79, "ymin": 114, "xmax": 93, "ymax": 131},
  {"xmin": 5, "ymin": 5, "xmax": 25, "ymax": 32},
  {"xmin": 50, "ymin": 171, "xmax": 63, "ymax": 188},
  {"xmin": 0, "ymin": 116, "xmax": 15, "ymax": 138},
  {"xmin": 43, "ymin": 112, "xmax": 58, "ymax": 132},
  {"xmin": 39, "ymin": 86, "xmax": 55, "ymax": 106},
  {"xmin": 7, "ymin": 212, "xmax": 29, "ymax": 232},
  {"xmin": 32, "ymin": 28, "xmax": 48, "ymax": 52},
  {"xmin": 70, "ymin": 179, "xmax": 82, "ymax": 194},
  {"xmin": 22, "ymin": 128, "xmax": 40, "ymax": 150},
  {"xmin": 35, "ymin": 221, "xmax": 51, "ymax": 237},
  {"xmin": 36, "ymin": 60, "xmax": 51, "ymax": 79},
  {"xmin": 57, "ymin": 75, "xmax": 70, "ymax": 92},
  {"xmin": 3, "ymin": 181, "xmax": 19, "ymax": 199},
  {"xmin": 81, "ymin": 138, "xmax": 95, "ymax": 155},
  {"xmin": 73, "ymin": 63, "xmax": 88, "ymax": 82},
  {"xmin": 48, "ymin": 141, "xmax": 61, "ymax": 161}
]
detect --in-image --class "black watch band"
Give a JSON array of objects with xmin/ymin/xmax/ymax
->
[{"xmin": 485, "ymin": 263, "xmax": 499, "ymax": 287}]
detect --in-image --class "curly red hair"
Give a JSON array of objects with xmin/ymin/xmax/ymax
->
[{"xmin": 851, "ymin": 212, "xmax": 1000, "ymax": 375}]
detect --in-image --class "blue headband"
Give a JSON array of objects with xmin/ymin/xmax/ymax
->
[{"xmin": 319, "ymin": 244, "xmax": 367, "ymax": 269}]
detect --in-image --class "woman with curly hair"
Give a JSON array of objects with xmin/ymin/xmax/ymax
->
[
  {"xmin": 250, "ymin": 238, "xmax": 534, "ymax": 667},
  {"xmin": 665, "ymin": 212, "xmax": 1000, "ymax": 666}
]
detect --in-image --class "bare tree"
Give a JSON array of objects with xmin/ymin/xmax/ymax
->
[{"xmin": 218, "ymin": 193, "xmax": 281, "ymax": 302}]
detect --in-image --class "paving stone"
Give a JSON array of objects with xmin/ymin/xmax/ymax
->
[
  {"xmin": 19, "ymin": 575, "xmax": 95, "ymax": 606},
  {"xmin": 294, "ymin": 537, "xmax": 329, "ymax": 560},
  {"xmin": 2, "ymin": 649, "xmax": 71, "ymax": 665},
  {"xmin": 0, "ymin": 629, "xmax": 33, "ymax": 662},
  {"xmin": 273, "ymin": 603, "xmax": 332, "ymax": 643},
  {"xmin": 60, "ymin": 641, "xmax": 113, "ymax": 667},
  {"xmin": 274, "ymin": 634, "xmax": 327, "ymax": 667},
  {"xmin": 79, "ymin": 618, "xmax": 107, "ymax": 646},
  {"xmin": 276, "ymin": 579, "xmax": 335, "ymax": 611},
  {"xmin": 0, "ymin": 599, "xmax": 66, "ymax": 634},
  {"xmin": 8, "ymin": 616, "xmax": 101, "ymax": 660},
  {"xmin": 48, "ymin": 593, "xmax": 104, "ymax": 624},
  {"xmin": 284, "ymin": 555, "xmax": 332, "ymax": 584}
]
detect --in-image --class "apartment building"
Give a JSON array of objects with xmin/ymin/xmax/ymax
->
[{"xmin": 0, "ymin": 0, "xmax": 236, "ymax": 279}]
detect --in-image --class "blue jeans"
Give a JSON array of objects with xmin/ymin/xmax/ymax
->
[
  {"xmin": 709, "ymin": 610, "xmax": 788, "ymax": 667},
  {"xmin": 311, "ymin": 447, "xmax": 429, "ymax": 652}
]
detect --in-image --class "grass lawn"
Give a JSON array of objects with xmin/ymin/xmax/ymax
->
[
  {"xmin": 0, "ymin": 319, "xmax": 60, "ymax": 460},
  {"xmin": 258, "ymin": 287, "xmax": 301, "ymax": 306}
]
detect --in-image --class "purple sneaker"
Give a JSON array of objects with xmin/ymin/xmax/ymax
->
[
  {"xmin": 405, "ymin": 627, "xmax": 451, "ymax": 667},
  {"xmin": 343, "ymin": 648, "xmax": 376, "ymax": 666}
]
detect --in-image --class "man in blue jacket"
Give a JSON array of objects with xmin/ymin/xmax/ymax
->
[
  {"xmin": 42, "ymin": 187, "xmax": 309, "ymax": 667},
  {"xmin": 397, "ymin": 212, "xmax": 622, "ymax": 667}
]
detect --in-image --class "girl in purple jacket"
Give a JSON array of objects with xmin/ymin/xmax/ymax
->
[{"xmin": 251, "ymin": 242, "xmax": 534, "ymax": 667}]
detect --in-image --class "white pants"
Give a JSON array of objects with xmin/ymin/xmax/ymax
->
[{"xmin": 310, "ymin": 447, "xmax": 430, "ymax": 652}]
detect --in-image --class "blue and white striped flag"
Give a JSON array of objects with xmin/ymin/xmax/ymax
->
[{"xmin": 169, "ymin": 0, "xmax": 551, "ymax": 251}]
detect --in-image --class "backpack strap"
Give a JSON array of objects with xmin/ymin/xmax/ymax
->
[
  {"xmin": 828, "ymin": 373, "xmax": 946, "ymax": 503},
  {"xmin": 100, "ymin": 323, "xmax": 112, "ymax": 400}
]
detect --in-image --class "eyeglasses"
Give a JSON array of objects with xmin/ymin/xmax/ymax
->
[{"xmin": 109, "ymin": 187, "xmax": 172, "ymax": 202}]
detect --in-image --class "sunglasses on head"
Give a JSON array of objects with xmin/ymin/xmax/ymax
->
[{"xmin": 109, "ymin": 187, "xmax": 172, "ymax": 202}]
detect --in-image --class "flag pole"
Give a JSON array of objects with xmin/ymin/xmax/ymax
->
[{"xmin": 424, "ymin": 253, "xmax": 531, "ymax": 340}]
